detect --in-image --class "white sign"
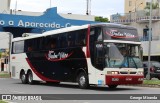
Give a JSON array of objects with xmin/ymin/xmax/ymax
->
[{"xmin": 0, "ymin": 19, "xmax": 71, "ymax": 29}]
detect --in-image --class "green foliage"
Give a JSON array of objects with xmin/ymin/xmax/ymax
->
[
  {"xmin": 143, "ymin": 80, "xmax": 160, "ymax": 85},
  {"xmin": 145, "ymin": 2, "xmax": 159, "ymax": 10},
  {"xmin": 0, "ymin": 100, "xmax": 8, "ymax": 103},
  {"xmin": 0, "ymin": 52, "xmax": 2, "ymax": 58},
  {"xmin": 0, "ymin": 73, "xmax": 10, "ymax": 78},
  {"xmin": 145, "ymin": 2, "xmax": 159, "ymax": 16},
  {"xmin": 95, "ymin": 16, "xmax": 109, "ymax": 22}
]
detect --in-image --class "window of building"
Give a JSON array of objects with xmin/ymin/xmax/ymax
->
[{"xmin": 129, "ymin": 1, "xmax": 132, "ymax": 6}]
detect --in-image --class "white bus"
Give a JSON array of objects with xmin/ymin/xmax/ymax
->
[{"xmin": 11, "ymin": 23, "xmax": 144, "ymax": 89}]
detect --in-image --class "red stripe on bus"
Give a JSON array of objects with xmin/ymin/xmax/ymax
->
[
  {"xmin": 26, "ymin": 58, "xmax": 60, "ymax": 82},
  {"xmin": 86, "ymin": 24, "xmax": 91, "ymax": 58}
]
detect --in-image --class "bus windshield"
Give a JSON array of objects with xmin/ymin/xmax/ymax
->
[{"xmin": 104, "ymin": 43, "xmax": 143, "ymax": 68}]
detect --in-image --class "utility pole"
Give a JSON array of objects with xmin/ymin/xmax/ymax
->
[
  {"xmin": 86, "ymin": 0, "xmax": 91, "ymax": 15},
  {"xmin": 15, "ymin": 0, "xmax": 17, "ymax": 15},
  {"xmin": 8, "ymin": 32, "xmax": 12, "ymax": 76},
  {"xmin": 147, "ymin": 0, "xmax": 153, "ymax": 80},
  {"xmin": 50, "ymin": 0, "xmax": 52, "ymax": 8}
]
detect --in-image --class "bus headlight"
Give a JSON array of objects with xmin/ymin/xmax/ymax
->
[
  {"xmin": 107, "ymin": 71, "xmax": 119, "ymax": 75},
  {"xmin": 112, "ymin": 71, "xmax": 119, "ymax": 75}
]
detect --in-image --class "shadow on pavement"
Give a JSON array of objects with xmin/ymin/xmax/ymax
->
[{"xmin": 14, "ymin": 81, "xmax": 140, "ymax": 92}]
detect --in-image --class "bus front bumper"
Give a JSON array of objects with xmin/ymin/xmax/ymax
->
[{"xmin": 105, "ymin": 75, "xmax": 144, "ymax": 85}]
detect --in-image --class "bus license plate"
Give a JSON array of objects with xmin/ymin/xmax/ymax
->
[{"xmin": 126, "ymin": 78, "xmax": 132, "ymax": 81}]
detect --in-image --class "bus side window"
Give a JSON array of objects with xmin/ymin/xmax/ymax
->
[
  {"xmin": 25, "ymin": 39, "xmax": 34, "ymax": 52},
  {"xmin": 45, "ymin": 36, "xmax": 57, "ymax": 50},
  {"xmin": 28, "ymin": 46, "xmax": 33, "ymax": 51},
  {"xmin": 60, "ymin": 33, "xmax": 67, "ymax": 48},
  {"xmin": 75, "ymin": 29, "xmax": 86, "ymax": 46},
  {"xmin": 67, "ymin": 32, "xmax": 75, "ymax": 47}
]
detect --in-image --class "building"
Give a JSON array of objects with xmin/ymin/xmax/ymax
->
[
  {"xmin": 111, "ymin": 0, "xmax": 160, "ymax": 61},
  {"xmin": 125, "ymin": 0, "xmax": 160, "ymax": 13},
  {"xmin": 125, "ymin": 0, "xmax": 145, "ymax": 13},
  {"xmin": 0, "ymin": 0, "xmax": 95, "ymax": 49},
  {"xmin": 0, "ymin": 0, "xmax": 95, "ymax": 72},
  {"xmin": 0, "ymin": 0, "xmax": 11, "ymax": 13}
]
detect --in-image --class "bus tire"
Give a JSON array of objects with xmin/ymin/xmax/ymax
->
[
  {"xmin": 108, "ymin": 85, "xmax": 118, "ymax": 89},
  {"xmin": 77, "ymin": 72, "xmax": 89, "ymax": 89},
  {"xmin": 27, "ymin": 71, "xmax": 34, "ymax": 85},
  {"xmin": 20, "ymin": 71, "xmax": 27, "ymax": 84}
]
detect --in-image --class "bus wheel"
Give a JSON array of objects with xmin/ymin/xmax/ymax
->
[
  {"xmin": 108, "ymin": 85, "xmax": 118, "ymax": 89},
  {"xmin": 77, "ymin": 72, "xmax": 89, "ymax": 89},
  {"xmin": 27, "ymin": 71, "xmax": 34, "ymax": 85},
  {"xmin": 20, "ymin": 71, "xmax": 27, "ymax": 84}
]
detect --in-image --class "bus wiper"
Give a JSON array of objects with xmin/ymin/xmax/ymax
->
[{"xmin": 130, "ymin": 56, "xmax": 138, "ymax": 69}]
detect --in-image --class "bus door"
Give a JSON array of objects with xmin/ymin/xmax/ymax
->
[
  {"xmin": 94, "ymin": 41, "xmax": 105, "ymax": 70},
  {"xmin": 94, "ymin": 41, "xmax": 105, "ymax": 85}
]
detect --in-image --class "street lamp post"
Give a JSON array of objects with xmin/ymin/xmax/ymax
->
[
  {"xmin": 50, "ymin": 0, "xmax": 52, "ymax": 8},
  {"xmin": 146, "ymin": 0, "xmax": 153, "ymax": 80}
]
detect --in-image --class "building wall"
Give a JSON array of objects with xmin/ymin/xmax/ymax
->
[
  {"xmin": 129, "ymin": 21, "xmax": 160, "ymax": 40},
  {"xmin": 124, "ymin": 0, "xmax": 146, "ymax": 13},
  {"xmin": 0, "ymin": 0, "xmax": 10, "ymax": 13},
  {"xmin": 124, "ymin": 0, "xmax": 160, "ymax": 13},
  {"xmin": 0, "ymin": 32, "xmax": 10, "ymax": 49}
]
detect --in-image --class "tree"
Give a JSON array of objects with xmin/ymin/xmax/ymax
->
[
  {"xmin": 145, "ymin": 2, "xmax": 159, "ymax": 16},
  {"xmin": 145, "ymin": 2, "xmax": 159, "ymax": 10},
  {"xmin": 95, "ymin": 16, "xmax": 109, "ymax": 22}
]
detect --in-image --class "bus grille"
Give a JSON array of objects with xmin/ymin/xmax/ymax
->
[{"xmin": 120, "ymin": 71, "xmax": 136, "ymax": 74}]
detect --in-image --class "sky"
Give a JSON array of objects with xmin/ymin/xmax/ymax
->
[{"xmin": 10, "ymin": 0, "xmax": 124, "ymax": 18}]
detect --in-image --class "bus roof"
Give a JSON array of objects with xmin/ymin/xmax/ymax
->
[
  {"xmin": 91, "ymin": 23, "xmax": 136, "ymax": 30},
  {"xmin": 12, "ymin": 24, "xmax": 89, "ymax": 42},
  {"xmin": 12, "ymin": 23, "xmax": 137, "ymax": 42}
]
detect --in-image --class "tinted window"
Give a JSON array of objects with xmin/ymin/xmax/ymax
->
[
  {"xmin": 13, "ymin": 41, "xmax": 24, "ymax": 53},
  {"xmin": 45, "ymin": 35, "xmax": 58, "ymax": 50},
  {"xmin": 59, "ymin": 29, "xmax": 87, "ymax": 48},
  {"xmin": 75, "ymin": 29, "xmax": 87, "ymax": 46},
  {"xmin": 90, "ymin": 27, "xmax": 103, "ymax": 41}
]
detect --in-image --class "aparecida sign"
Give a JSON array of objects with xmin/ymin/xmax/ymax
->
[
  {"xmin": 0, "ymin": 7, "xmax": 95, "ymax": 37},
  {"xmin": 0, "ymin": 19, "xmax": 71, "ymax": 29}
]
